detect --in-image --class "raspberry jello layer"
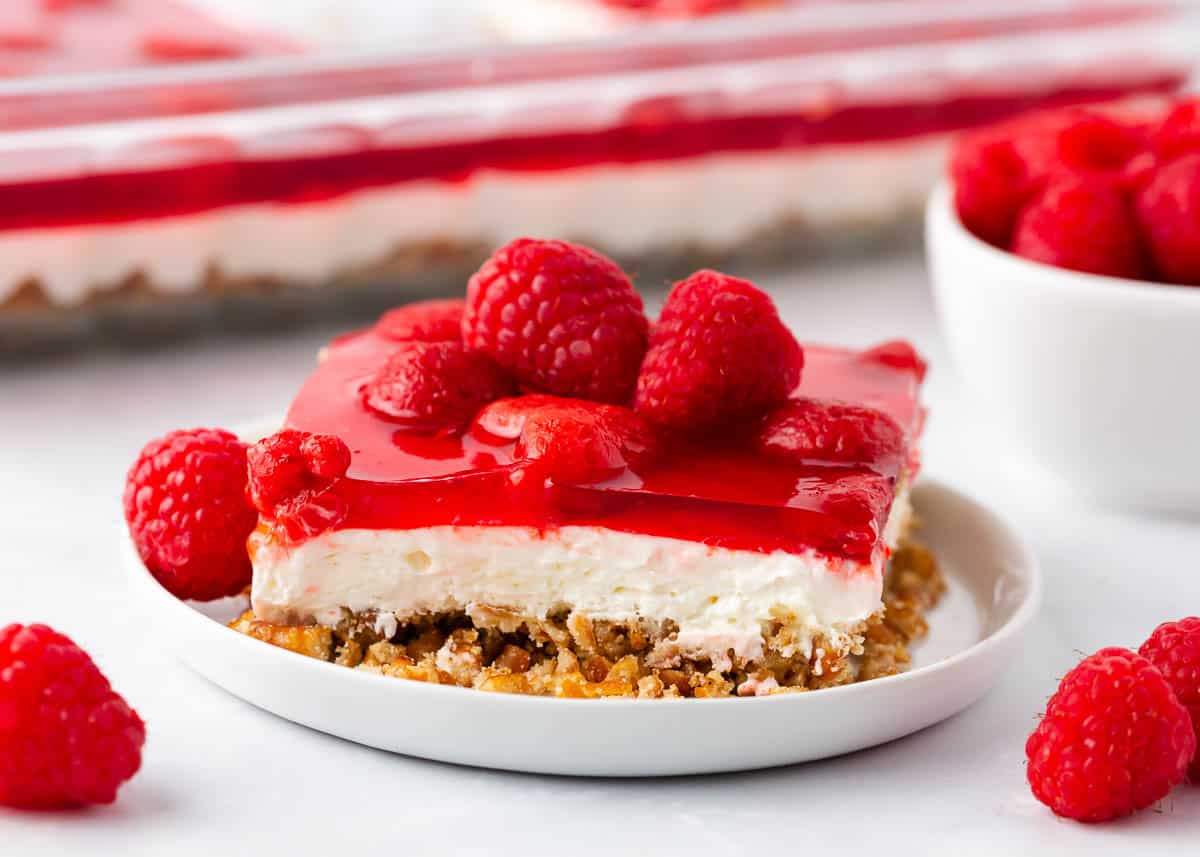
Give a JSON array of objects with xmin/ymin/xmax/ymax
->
[
  {"xmin": 248, "ymin": 326, "xmax": 926, "ymax": 684},
  {"xmin": 0, "ymin": 1, "xmax": 1186, "ymax": 332}
]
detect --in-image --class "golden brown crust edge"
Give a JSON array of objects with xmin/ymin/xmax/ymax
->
[{"xmin": 229, "ymin": 540, "xmax": 945, "ymax": 699}]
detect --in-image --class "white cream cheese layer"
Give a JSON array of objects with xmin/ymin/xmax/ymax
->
[
  {"xmin": 251, "ymin": 490, "xmax": 912, "ymax": 668},
  {"xmin": 1, "ymin": 138, "xmax": 945, "ymax": 308}
]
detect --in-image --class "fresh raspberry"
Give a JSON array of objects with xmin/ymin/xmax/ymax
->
[
  {"xmin": 474, "ymin": 395, "xmax": 658, "ymax": 484},
  {"xmin": 0, "ymin": 624, "xmax": 145, "ymax": 808},
  {"xmin": 951, "ymin": 109, "xmax": 1146, "ymax": 247},
  {"xmin": 1151, "ymin": 99, "xmax": 1200, "ymax": 162},
  {"xmin": 123, "ymin": 427, "xmax": 257, "ymax": 601},
  {"xmin": 757, "ymin": 398, "xmax": 904, "ymax": 466},
  {"xmin": 1120, "ymin": 150, "xmax": 1159, "ymax": 194},
  {"xmin": 1139, "ymin": 617, "xmax": 1200, "ymax": 778},
  {"xmin": 1011, "ymin": 176, "xmax": 1146, "ymax": 279},
  {"xmin": 860, "ymin": 340, "xmax": 927, "ymax": 383},
  {"xmin": 635, "ymin": 270, "xmax": 802, "ymax": 434},
  {"xmin": 375, "ymin": 298, "xmax": 464, "ymax": 343},
  {"xmin": 1026, "ymin": 647, "xmax": 1195, "ymax": 822},
  {"xmin": 247, "ymin": 429, "xmax": 352, "ymax": 541},
  {"xmin": 1135, "ymin": 153, "xmax": 1200, "ymax": 284},
  {"xmin": 1054, "ymin": 111, "xmax": 1146, "ymax": 176},
  {"xmin": 362, "ymin": 341, "xmax": 515, "ymax": 434},
  {"xmin": 950, "ymin": 131, "xmax": 1037, "ymax": 247},
  {"xmin": 462, "ymin": 238, "xmax": 648, "ymax": 404}
]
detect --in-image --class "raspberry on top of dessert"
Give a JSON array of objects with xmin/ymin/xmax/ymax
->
[
  {"xmin": 235, "ymin": 238, "xmax": 933, "ymax": 697},
  {"xmin": 950, "ymin": 98, "xmax": 1200, "ymax": 286}
]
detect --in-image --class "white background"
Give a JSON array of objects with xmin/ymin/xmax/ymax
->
[{"xmin": 1, "ymin": 251, "xmax": 1198, "ymax": 854}]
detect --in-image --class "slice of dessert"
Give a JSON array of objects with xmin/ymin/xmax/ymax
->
[{"xmin": 238, "ymin": 239, "xmax": 941, "ymax": 697}]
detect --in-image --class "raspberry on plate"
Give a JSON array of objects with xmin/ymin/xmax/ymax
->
[
  {"xmin": 1026, "ymin": 647, "xmax": 1195, "ymax": 822},
  {"xmin": 756, "ymin": 398, "xmax": 904, "ymax": 466},
  {"xmin": 1135, "ymin": 153, "xmax": 1200, "ymax": 284},
  {"xmin": 375, "ymin": 298, "xmax": 464, "ymax": 343},
  {"xmin": 123, "ymin": 427, "xmax": 257, "ymax": 601},
  {"xmin": 1012, "ymin": 176, "xmax": 1146, "ymax": 279},
  {"xmin": 635, "ymin": 270, "xmax": 803, "ymax": 434},
  {"xmin": 362, "ymin": 341, "xmax": 515, "ymax": 434},
  {"xmin": 462, "ymin": 238, "xmax": 648, "ymax": 404},
  {"xmin": 1139, "ymin": 617, "xmax": 1200, "ymax": 779},
  {"xmin": 475, "ymin": 395, "xmax": 658, "ymax": 484},
  {"xmin": 247, "ymin": 429, "xmax": 352, "ymax": 542},
  {"xmin": 0, "ymin": 624, "xmax": 145, "ymax": 808}
]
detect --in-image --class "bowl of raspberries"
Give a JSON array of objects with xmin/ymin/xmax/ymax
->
[{"xmin": 927, "ymin": 99, "xmax": 1200, "ymax": 516}]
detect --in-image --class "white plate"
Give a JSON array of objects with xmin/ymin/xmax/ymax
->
[{"xmin": 122, "ymin": 480, "xmax": 1040, "ymax": 777}]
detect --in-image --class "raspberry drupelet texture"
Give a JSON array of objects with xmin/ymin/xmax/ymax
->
[
  {"xmin": 1151, "ymin": 99, "xmax": 1200, "ymax": 162},
  {"xmin": 475, "ymin": 395, "xmax": 659, "ymax": 484},
  {"xmin": 462, "ymin": 238, "xmax": 648, "ymax": 404},
  {"xmin": 362, "ymin": 341, "xmax": 515, "ymax": 434},
  {"xmin": 123, "ymin": 427, "xmax": 257, "ymax": 601},
  {"xmin": 375, "ymin": 298, "xmax": 465, "ymax": 343},
  {"xmin": 635, "ymin": 270, "xmax": 802, "ymax": 434},
  {"xmin": 0, "ymin": 624, "xmax": 145, "ymax": 808},
  {"xmin": 1139, "ymin": 617, "xmax": 1200, "ymax": 779},
  {"xmin": 1054, "ymin": 112, "xmax": 1146, "ymax": 176},
  {"xmin": 1025, "ymin": 647, "xmax": 1195, "ymax": 823},
  {"xmin": 247, "ymin": 429, "xmax": 352, "ymax": 541},
  {"xmin": 756, "ymin": 398, "xmax": 904, "ymax": 466},
  {"xmin": 1012, "ymin": 176, "xmax": 1146, "ymax": 280},
  {"xmin": 949, "ymin": 132, "xmax": 1036, "ymax": 248},
  {"xmin": 1135, "ymin": 154, "xmax": 1200, "ymax": 285}
]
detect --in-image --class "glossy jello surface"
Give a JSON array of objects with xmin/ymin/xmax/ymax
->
[
  {"xmin": 0, "ymin": 81, "xmax": 1178, "ymax": 233},
  {"xmin": 283, "ymin": 326, "xmax": 922, "ymax": 564}
]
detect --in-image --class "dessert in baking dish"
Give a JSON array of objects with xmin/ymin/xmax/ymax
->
[
  {"xmin": 228, "ymin": 239, "xmax": 943, "ymax": 697},
  {"xmin": 2, "ymin": 1, "xmax": 1185, "ymax": 349}
]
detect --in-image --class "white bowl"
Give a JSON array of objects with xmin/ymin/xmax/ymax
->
[{"xmin": 926, "ymin": 182, "xmax": 1200, "ymax": 516}]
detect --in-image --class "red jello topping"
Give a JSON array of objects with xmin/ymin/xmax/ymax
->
[{"xmin": 281, "ymin": 326, "xmax": 923, "ymax": 564}]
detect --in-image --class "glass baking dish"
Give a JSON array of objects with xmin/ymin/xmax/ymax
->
[{"xmin": 0, "ymin": 0, "xmax": 1193, "ymax": 352}]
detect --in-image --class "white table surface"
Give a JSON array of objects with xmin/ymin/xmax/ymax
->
[{"xmin": 1, "ymin": 251, "xmax": 1197, "ymax": 855}]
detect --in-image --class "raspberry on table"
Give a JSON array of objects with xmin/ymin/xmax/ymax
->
[
  {"xmin": 860, "ymin": 340, "xmax": 928, "ymax": 383},
  {"xmin": 0, "ymin": 624, "xmax": 145, "ymax": 808},
  {"xmin": 362, "ymin": 341, "xmax": 515, "ymax": 434},
  {"xmin": 474, "ymin": 395, "xmax": 658, "ymax": 484},
  {"xmin": 1025, "ymin": 647, "xmax": 1195, "ymax": 822},
  {"xmin": 1135, "ymin": 153, "xmax": 1200, "ymax": 284},
  {"xmin": 375, "ymin": 298, "xmax": 464, "ymax": 343},
  {"xmin": 1139, "ymin": 617, "xmax": 1200, "ymax": 779},
  {"xmin": 1012, "ymin": 176, "xmax": 1146, "ymax": 280},
  {"xmin": 247, "ymin": 429, "xmax": 352, "ymax": 541},
  {"xmin": 462, "ymin": 238, "xmax": 648, "ymax": 404},
  {"xmin": 123, "ymin": 427, "xmax": 257, "ymax": 601},
  {"xmin": 635, "ymin": 270, "xmax": 802, "ymax": 434},
  {"xmin": 756, "ymin": 398, "xmax": 904, "ymax": 466}
]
